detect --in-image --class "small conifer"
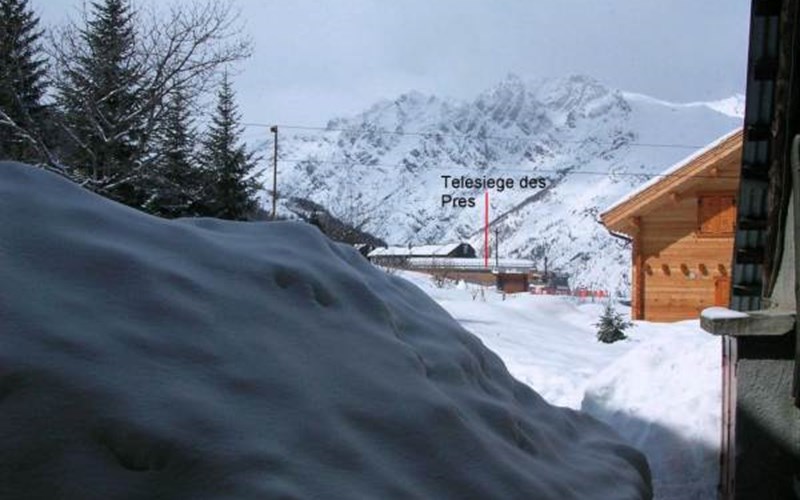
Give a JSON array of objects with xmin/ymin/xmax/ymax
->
[{"xmin": 595, "ymin": 302, "xmax": 631, "ymax": 343}]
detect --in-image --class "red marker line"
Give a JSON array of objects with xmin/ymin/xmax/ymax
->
[{"xmin": 484, "ymin": 190, "xmax": 489, "ymax": 268}]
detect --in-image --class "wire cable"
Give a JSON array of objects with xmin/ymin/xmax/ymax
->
[
  {"xmin": 268, "ymin": 156, "xmax": 739, "ymax": 181},
  {"xmin": 242, "ymin": 121, "xmax": 712, "ymax": 150}
]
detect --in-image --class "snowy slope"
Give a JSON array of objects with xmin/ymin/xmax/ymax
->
[
  {"xmin": 0, "ymin": 161, "xmax": 651, "ymax": 499},
  {"xmin": 583, "ymin": 329, "xmax": 721, "ymax": 500},
  {"xmin": 399, "ymin": 271, "xmax": 720, "ymax": 500},
  {"xmin": 265, "ymin": 75, "xmax": 742, "ymax": 291}
]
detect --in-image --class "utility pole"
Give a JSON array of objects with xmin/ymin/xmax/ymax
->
[{"xmin": 270, "ymin": 125, "xmax": 278, "ymax": 220}]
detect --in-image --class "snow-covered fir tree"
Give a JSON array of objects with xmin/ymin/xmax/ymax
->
[
  {"xmin": 55, "ymin": 0, "xmax": 145, "ymax": 204},
  {"xmin": 595, "ymin": 302, "xmax": 631, "ymax": 343},
  {"xmin": 199, "ymin": 72, "xmax": 259, "ymax": 220},
  {"xmin": 144, "ymin": 85, "xmax": 206, "ymax": 218},
  {"xmin": 0, "ymin": 0, "xmax": 48, "ymax": 162}
]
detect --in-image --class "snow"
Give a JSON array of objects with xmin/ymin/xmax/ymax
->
[
  {"xmin": 407, "ymin": 257, "xmax": 535, "ymax": 270},
  {"xmin": 399, "ymin": 271, "xmax": 721, "ymax": 500},
  {"xmin": 265, "ymin": 74, "xmax": 744, "ymax": 293},
  {"xmin": 583, "ymin": 329, "xmax": 721, "ymax": 500},
  {"xmin": 700, "ymin": 306, "xmax": 749, "ymax": 320},
  {"xmin": 0, "ymin": 161, "xmax": 651, "ymax": 499},
  {"xmin": 622, "ymin": 92, "xmax": 746, "ymax": 119},
  {"xmin": 368, "ymin": 242, "xmax": 466, "ymax": 257}
]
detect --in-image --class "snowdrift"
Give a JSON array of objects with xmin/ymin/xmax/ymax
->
[
  {"xmin": 0, "ymin": 161, "xmax": 651, "ymax": 499},
  {"xmin": 405, "ymin": 272, "xmax": 721, "ymax": 499},
  {"xmin": 582, "ymin": 327, "xmax": 720, "ymax": 500}
]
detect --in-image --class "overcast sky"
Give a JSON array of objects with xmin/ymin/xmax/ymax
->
[{"xmin": 38, "ymin": 0, "xmax": 752, "ymax": 127}]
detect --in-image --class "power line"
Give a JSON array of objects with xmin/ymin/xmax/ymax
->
[
  {"xmin": 242, "ymin": 121, "xmax": 709, "ymax": 150},
  {"xmin": 269, "ymin": 156, "xmax": 739, "ymax": 181}
]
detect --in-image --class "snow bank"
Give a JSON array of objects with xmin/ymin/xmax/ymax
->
[
  {"xmin": 398, "ymin": 272, "xmax": 721, "ymax": 499},
  {"xmin": 0, "ymin": 162, "xmax": 651, "ymax": 499},
  {"xmin": 581, "ymin": 324, "xmax": 720, "ymax": 500},
  {"xmin": 408, "ymin": 275, "xmax": 633, "ymax": 408}
]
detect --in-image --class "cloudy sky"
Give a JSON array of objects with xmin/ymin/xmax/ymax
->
[{"xmin": 38, "ymin": 0, "xmax": 752, "ymax": 126}]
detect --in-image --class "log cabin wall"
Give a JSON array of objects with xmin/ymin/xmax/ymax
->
[
  {"xmin": 639, "ymin": 186, "xmax": 738, "ymax": 322},
  {"xmin": 640, "ymin": 197, "xmax": 735, "ymax": 321}
]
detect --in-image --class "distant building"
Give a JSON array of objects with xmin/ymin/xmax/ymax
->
[
  {"xmin": 529, "ymin": 271, "xmax": 571, "ymax": 295},
  {"xmin": 369, "ymin": 243, "xmax": 544, "ymax": 293},
  {"xmin": 600, "ymin": 129, "xmax": 743, "ymax": 322},
  {"xmin": 368, "ymin": 242, "xmax": 476, "ymax": 266},
  {"xmin": 494, "ymin": 271, "xmax": 529, "ymax": 294}
]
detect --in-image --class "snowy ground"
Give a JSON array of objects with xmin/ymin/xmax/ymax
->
[
  {"xmin": 2, "ymin": 162, "xmax": 652, "ymax": 499},
  {"xmin": 399, "ymin": 270, "xmax": 721, "ymax": 500}
]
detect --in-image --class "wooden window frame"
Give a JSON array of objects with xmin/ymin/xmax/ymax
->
[{"xmin": 696, "ymin": 191, "xmax": 737, "ymax": 238}]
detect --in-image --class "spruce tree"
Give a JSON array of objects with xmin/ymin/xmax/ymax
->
[
  {"xmin": 144, "ymin": 86, "xmax": 205, "ymax": 218},
  {"xmin": 199, "ymin": 72, "xmax": 259, "ymax": 220},
  {"xmin": 56, "ymin": 0, "xmax": 144, "ymax": 203},
  {"xmin": 0, "ymin": 0, "xmax": 47, "ymax": 162},
  {"xmin": 595, "ymin": 302, "xmax": 632, "ymax": 343}
]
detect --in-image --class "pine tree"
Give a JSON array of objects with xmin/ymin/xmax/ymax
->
[
  {"xmin": 144, "ymin": 85, "xmax": 206, "ymax": 218},
  {"xmin": 199, "ymin": 72, "xmax": 259, "ymax": 220},
  {"xmin": 595, "ymin": 302, "xmax": 631, "ymax": 343},
  {"xmin": 0, "ymin": 0, "xmax": 48, "ymax": 162},
  {"xmin": 55, "ymin": 0, "xmax": 144, "ymax": 203}
]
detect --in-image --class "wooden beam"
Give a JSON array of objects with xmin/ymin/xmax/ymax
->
[{"xmin": 632, "ymin": 221, "xmax": 645, "ymax": 320}]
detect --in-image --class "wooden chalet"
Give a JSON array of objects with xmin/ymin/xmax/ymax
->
[{"xmin": 601, "ymin": 129, "xmax": 743, "ymax": 322}]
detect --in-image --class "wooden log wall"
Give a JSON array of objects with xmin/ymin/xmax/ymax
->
[{"xmin": 639, "ymin": 195, "xmax": 736, "ymax": 321}]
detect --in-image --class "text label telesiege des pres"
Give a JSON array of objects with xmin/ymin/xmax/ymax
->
[{"xmin": 441, "ymin": 175, "xmax": 547, "ymax": 207}]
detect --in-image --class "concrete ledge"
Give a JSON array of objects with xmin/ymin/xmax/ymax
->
[{"xmin": 700, "ymin": 307, "xmax": 796, "ymax": 336}]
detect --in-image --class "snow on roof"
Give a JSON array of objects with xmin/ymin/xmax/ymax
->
[
  {"xmin": 369, "ymin": 242, "xmax": 469, "ymax": 257},
  {"xmin": 407, "ymin": 257, "xmax": 535, "ymax": 270},
  {"xmin": 603, "ymin": 127, "xmax": 742, "ymax": 215},
  {"xmin": 0, "ymin": 161, "xmax": 650, "ymax": 498}
]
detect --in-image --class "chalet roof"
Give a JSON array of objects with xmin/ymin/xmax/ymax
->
[
  {"xmin": 601, "ymin": 128, "xmax": 743, "ymax": 236},
  {"xmin": 368, "ymin": 243, "xmax": 472, "ymax": 258}
]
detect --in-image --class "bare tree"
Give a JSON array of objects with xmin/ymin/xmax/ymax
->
[
  {"xmin": 134, "ymin": 1, "xmax": 251, "ymax": 155},
  {"xmin": 429, "ymin": 258, "xmax": 455, "ymax": 288},
  {"xmin": 47, "ymin": 0, "xmax": 251, "ymax": 198}
]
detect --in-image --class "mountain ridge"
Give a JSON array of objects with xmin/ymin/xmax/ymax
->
[{"xmin": 262, "ymin": 74, "xmax": 742, "ymax": 291}]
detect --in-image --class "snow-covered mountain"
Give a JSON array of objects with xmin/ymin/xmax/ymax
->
[{"xmin": 264, "ymin": 74, "xmax": 742, "ymax": 291}]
